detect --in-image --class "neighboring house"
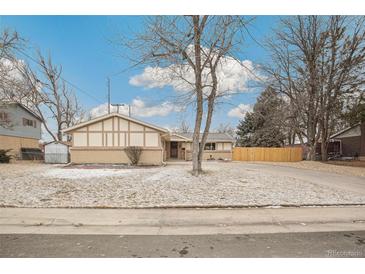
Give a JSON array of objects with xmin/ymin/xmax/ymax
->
[
  {"xmin": 329, "ymin": 122, "xmax": 365, "ymax": 160},
  {"xmin": 63, "ymin": 113, "xmax": 234, "ymax": 165},
  {"xmin": 0, "ymin": 102, "xmax": 42, "ymax": 159}
]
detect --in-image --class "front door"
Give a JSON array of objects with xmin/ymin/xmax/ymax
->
[{"xmin": 170, "ymin": 142, "xmax": 178, "ymax": 158}]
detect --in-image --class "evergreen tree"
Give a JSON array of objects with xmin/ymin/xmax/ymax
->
[
  {"xmin": 236, "ymin": 112, "xmax": 255, "ymax": 146},
  {"xmin": 236, "ymin": 87, "xmax": 286, "ymax": 147}
]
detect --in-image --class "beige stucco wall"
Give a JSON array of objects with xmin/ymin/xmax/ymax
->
[
  {"xmin": 0, "ymin": 135, "xmax": 39, "ymax": 158},
  {"xmin": 202, "ymin": 151, "xmax": 232, "ymax": 160},
  {"xmin": 184, "ymin": 150, "xmax": 232, "ymax": 161},
  {"xmin": 70, "ymin": 148, "xmax": 163, "ymax": 165},
  {"xmin": 183, "ymin": 142, "xmax": 233, "ymax": 161},
  {"xmin": 68, "ymin": 116, "xmax": 164, "ymax": 165}
]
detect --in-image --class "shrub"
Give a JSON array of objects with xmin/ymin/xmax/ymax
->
[
  {"xmin": 125, "ymin": 146, "xmax": 142, "ymax": 165},
  {"xmin": 0, "ymin": 149, "xmax": 12, "ymax": 163}
]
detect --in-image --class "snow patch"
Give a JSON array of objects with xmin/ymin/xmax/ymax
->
[{"xmin": 42, "ymin": 168, "xmax": 134, "ymax": 179}]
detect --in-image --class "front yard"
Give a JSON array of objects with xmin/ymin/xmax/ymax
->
[{"xmin": 1, "ymin": 161, "xmax": 364, "ymax": 208}]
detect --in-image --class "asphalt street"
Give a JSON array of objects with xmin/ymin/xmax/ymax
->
[{"xmin": 1, "ymin": 231, "xmax": 365, "ymax": 258}]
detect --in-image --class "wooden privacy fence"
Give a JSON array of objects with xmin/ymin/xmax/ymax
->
[{"xmin": 232, "ymin": 147, "xmax": 303, "ymax": 162}]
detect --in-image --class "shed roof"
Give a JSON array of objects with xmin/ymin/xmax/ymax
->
[{"xmin": 44, "ymin": 141, "xmax": 71, "ymax": 146}]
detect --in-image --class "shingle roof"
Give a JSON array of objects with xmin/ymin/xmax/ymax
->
[
  {"xmin": 330, "ymin": 123, "xmax": 361, "ymax": 139},
  {"xmin": 178, "ymin": 132, "xmax": 234, "ymax": 142}
]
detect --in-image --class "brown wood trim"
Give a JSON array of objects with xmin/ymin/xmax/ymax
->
[
  {"xmin": 85, "ymin": 130, "xmax": 155, "ymax": 133},
  {"xmin": 128, "ymin": 121, "xmax": 130, "ymax": 146},
  {"xmin": 101, "ymin": 121, "xmax": 104, "ymax": 146},
  {"xmin": 143, "ymin": 126, "xmax": 146, "ymax": 147},
  {"xmin": 112, "ymin": 117, "xmax": 115, "ymax": 146},
  {"xmin": 69, "ymin": 130, "xmax": 157, "ymax": 133},
  {"xmin": 124, "ymin": 131, "xmax": 127, "ymax": 147},
  {"xmin": 70, "ymin": 147, "xmax": 163, "ymax": 151},
  {"xmin": 86, "ymin": 126, "xmax": 89, "ymax": 147},
  {"xmin": 117, "ymin": 116, "xmax": 120, "ymax": 146}
]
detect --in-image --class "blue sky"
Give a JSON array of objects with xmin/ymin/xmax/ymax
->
[{"xmin": 0, "ymin": 15, "xmax": 279, "ymax": 132}]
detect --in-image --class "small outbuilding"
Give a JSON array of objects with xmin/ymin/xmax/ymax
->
[{"xmin": 44, "ymin": 141, "xmax": 70, "ymax": 164}]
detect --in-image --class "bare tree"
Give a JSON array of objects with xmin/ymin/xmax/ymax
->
[
  {"xmin": 174, "ymin": 119, "xmax": 191, "ymax": 133},
  {"xmin": 0, "ymin": 29, "xmax": 85, "ymax": 140},
  {"xmin": 123, "ymin": 16, "xmax": 251, "ymax": 175},
  {"xmin": 7, "ymin": 52, "xmax": 85, "ymax": 141},
  {"xmin": 36, "ymin": 53, "xmax": 85, "ymax": 141},
  {"xmin": 265, "ymin": 16, "xmax": 365, "ymax": 160},
  {"xmin": 215, "ymin": 122, "xmax": 235, "ymax": 137},
  {"xmin": 125, "ymin": 146, "xmax": 143, "ymax": 165},
  {"xmin": 317, "ymin": 16, "xmax": 365, "ymax": 160},
  {"xmin": 0, "ymin": 30, "xmax": 20, "ymax": 60},
  {"xmin": 0, "ymin": 30, "xmax": 22, "ymax": 128}
]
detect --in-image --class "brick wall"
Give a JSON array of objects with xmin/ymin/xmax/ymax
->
[{"xmin": 0, "ymin": 135, "xmax": 39, "ymax": 158}]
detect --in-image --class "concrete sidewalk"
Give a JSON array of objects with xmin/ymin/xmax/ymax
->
[{"xmin": 1, "ymin": 206, "xmax": 365, "ymax": 235}]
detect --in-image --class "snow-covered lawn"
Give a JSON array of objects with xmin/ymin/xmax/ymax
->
[{"xmin": 1, "ymin": 162, "xmax": 364, "ymax": 208}]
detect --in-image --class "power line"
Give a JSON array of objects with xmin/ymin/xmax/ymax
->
[{"xmin": 14, "ymin": 48, "xmax": 104, "ymax": 104}]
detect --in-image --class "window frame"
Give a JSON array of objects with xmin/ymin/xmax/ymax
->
[
  {"xmin": 0, "ymin": 112, "xmax": 9, "ymax": 121},
  {"xmin": 23, "ymin": 118, "xmax": 37, "ymax": 128},
  {"xmin": 204, "ymin": 142, "xmax": 216, "ymax": 151}
]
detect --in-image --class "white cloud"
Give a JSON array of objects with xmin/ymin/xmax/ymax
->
[
  {"xmin": 89, "ymin": 98, "xmax": 181, "ymax": 119},
  {"xmin": 129, "ymin": 54, "xmax": 259, "ymax": 96},
  {"xmin": 227, "ymin": 104, "xmax": 252, "ymax": 119}
]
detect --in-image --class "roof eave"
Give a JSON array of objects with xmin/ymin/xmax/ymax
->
[
  {"xmin": 1, "ymin": 102, "xmax": 42, "ymax": 122},
  {"xmin": 330, "ymin": 123, "xmax": 361, "ymax": 139}
]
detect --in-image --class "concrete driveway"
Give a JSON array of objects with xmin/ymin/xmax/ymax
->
[{"xmin": 241, "ymin": 162, "xmax": 365, "ymax": 196}]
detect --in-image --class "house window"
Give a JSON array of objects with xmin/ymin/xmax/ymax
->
[
  {"xmin": 23, "ymin": 118, "xmax": 37, "ymax": 128},
  {"xmin": 0, "ymin": 112, "xmax": 9, "ymax": 121},
  {"xmin": 204, "ymin": 142, "xmax": 216, "ymax": 150}
]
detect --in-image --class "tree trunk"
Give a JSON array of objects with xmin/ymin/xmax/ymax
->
[
  {"xmin": 320, "ymin": 119, "xmax": 329, "ymax": 161},
  {"xmin": 321, "ymin": 141, "xmax": 328, "ymax": 161},
  {"xmin": 306, "ymin": 95, "xmax": 319, "ymax": 161},
  {"xmin": 198, "ymin": 60, "xmax": 218, "ymax": 172},
  {"xmin": 198, "ymin": 96, "xmax": 215, "ymax": 171},
  {"xmin": 57, "ymin": 129, "xmax": 62, "ymax": 142},
  {"xmin": 191, "ymin": 15, "xmax": 204, "ymax": 176},
  {"xmin": 307, "ymin": 143, "xmax": 317, "ymax": 161}
]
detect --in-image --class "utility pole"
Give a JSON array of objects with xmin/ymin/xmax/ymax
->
[{"xmin": 107, "ymin": 77, "xmax": 111, "ymax": 114}]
